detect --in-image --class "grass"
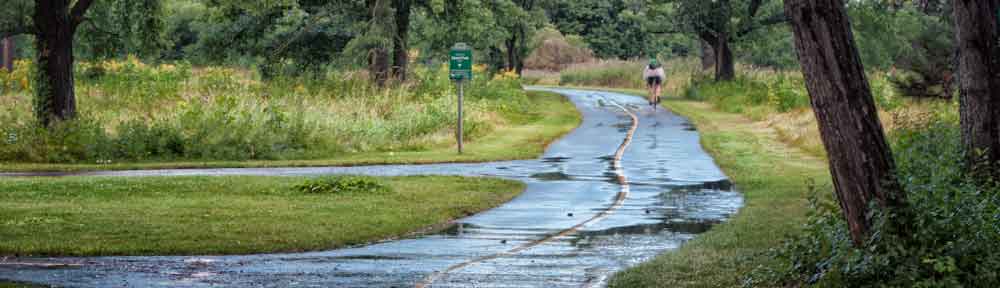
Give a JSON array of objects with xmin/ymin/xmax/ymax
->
[
  {"xmin": 0, "ymin": 90, "xmax": 581, "ymax": 172},
  {"xmin": 0, "ymin": 175, "xmax": 524, "ymax": 256},
  {"xmin": 571, "ymin": 89, "xmax": 831, "ymax": 287},
  {"xmin": 2, "ymin": 59, "xmax": 573, "ymax": 165}
]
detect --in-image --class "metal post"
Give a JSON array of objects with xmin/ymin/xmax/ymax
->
[{"xmin": 457, "ymin": 79, "xmax": 464, "ymax": 154}]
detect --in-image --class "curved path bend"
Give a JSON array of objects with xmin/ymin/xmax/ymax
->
[{"xmin": 0, "ymin": 88, "xmax": 742, "ymax": 288}]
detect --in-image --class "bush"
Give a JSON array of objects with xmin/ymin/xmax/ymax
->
[
  {"xmin": 524, "ymin": 28, "xmax": 595, "ymax": 71},
  {"xmin": 750, "ymin": 117, "xmax": 1000, "ymax": 287},
  {"xmin": 293, "ymin": 176, "xmax": 392, "ymax": 195}
]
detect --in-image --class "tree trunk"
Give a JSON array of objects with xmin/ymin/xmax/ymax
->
[
  {"xmin": 367, "ymin": 0, "xmax": 390, "ymax": 87},
  {"xmin": 34, "ymin": 0, "xmax": 80, "ymax": 126},
  {"xmin": 953, "ymin": 0, "xmax": 1000, "ymax": 177},
  {"xmin": 505, "ymin": 37, "xmax": 517, "ymax": 73},
  {"xmin": 785, "ymin": 0, "xmax": 908, "ymax": 246},
  {"xmin": 391, "ymin": 0, "xmax": 410, "ymax": 81},
  {"xmin": 1, "ymin": 37, "xmax": 13, "ymax": 71},
  {"xmin": 700, "ymin": 40, "xmax": 715, "ymax": 71},
  {"xmin": 714, "ymin": 35, "xmax": 735, "ymax": 81},
  {"xmin": 370, "ymin": 47, "xmax": 390, "ymax": 87}
]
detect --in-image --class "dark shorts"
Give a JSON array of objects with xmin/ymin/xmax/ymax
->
[{"xmin": 646, "ymin": 76, "xmax": 662, "ymax": 86}]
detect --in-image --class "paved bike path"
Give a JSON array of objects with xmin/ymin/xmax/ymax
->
[{"xmin": 0, "ymin": 88, "xmax": 742, "ymax": 287}]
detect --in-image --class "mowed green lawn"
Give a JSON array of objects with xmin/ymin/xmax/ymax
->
[
  {"xmin": 1, "ymin": 91, "xmax": 581, "ymax": 172},
  {"xmin": 0, "ymin": 175, "xmax": 523, "ymax": 256},
  {"xmin": 603, "ymin": 96, "xmax": 829, "ymax": 287}
]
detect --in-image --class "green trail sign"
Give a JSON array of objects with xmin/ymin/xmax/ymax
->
[{"xmin": 449, "ymin": 43, "xmax": 473, "ymax": 81}]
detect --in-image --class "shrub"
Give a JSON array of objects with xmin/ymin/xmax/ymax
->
[
  {"xmin": 750, "ymin": 118, "xmax": 1000, "ymax": 287},
  {"xmin": 293, "ymin": 176, "xmax": 392, "ymax": 195},
  {"xmin": 524, "ymin": 27, "xmax": 595, "ymax": 71}
]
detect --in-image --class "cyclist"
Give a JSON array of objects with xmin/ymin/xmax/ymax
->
[{"xmin": 643, "ymin": 59, "xmax": 665, "ymax": 106}]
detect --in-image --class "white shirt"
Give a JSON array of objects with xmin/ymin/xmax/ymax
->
[{"xmin": 644, "ymin": 66, "xmax": 665, "ymax": 79}]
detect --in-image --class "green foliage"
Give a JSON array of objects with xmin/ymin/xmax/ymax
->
[
  {"xmin": 682, "ymin": 69, "xmax": 902, "ymax": 118},
  {"xmin": 546, "ymin": 0, "xmax": 663, "ymax": 59},
  {"xmin": 0, "ymin": 61, "xmax": 528, "ymax": 163},
  {"xmin": 76, "ymin": 0, "xmax": 166, "ymax": 59},
  {"xmin": 683, "ymin": 71, "xmax": 810, "ymax": 115},
  {"xmin": 294, "ymin": 175, "xmax": 392, "ymax": 195},
  {"xmin": 751, "ymin": 117, "xmax": 1000, "ymax": 287}
]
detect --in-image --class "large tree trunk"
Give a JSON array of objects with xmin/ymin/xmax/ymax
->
[
  {"xmin": 367, "ymin": 0, "xmax": 390, "ymax": 87},
  {"xmin": 1, "ymin": 37, "xmax": 13, "ymax": 71},
  {"xmin": 700, "ymin": 40, "xmax": 715, "ymax": 71},
  {"xmin": 34, "ymin": 0, "xmax": 81, "ymax": 126},
  {"xmin": 953, "ymin": 0, "xmax": 1000, "ymax": 177},
  {"xmin": 785, "ymin": 0, "xmax": 908, "ymax": 246},
  {"xmin": 391, "ymin": 0, "xmax": 410, "ymax": 81},
  {"xmin": 714, "ymin": 35, "xmax": 735, "ymax": 81},
  {"xmin": 370, "ymin": 47, "xmax": 390, "ymax": 87}
]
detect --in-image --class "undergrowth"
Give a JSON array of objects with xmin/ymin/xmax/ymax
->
[
  {"xmin": 0, "ymin": 58, "xmax": 529, "ymax": 163},
  {"xmin": 748, "ymin": 114, "xmax": 1000, "ymax": 287}
]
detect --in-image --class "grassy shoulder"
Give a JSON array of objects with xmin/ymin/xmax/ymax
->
[
  {"xmin": 0, "ymin": 175, "xmax": 523, "ymax": 256},
  {"xmin": 0, "ymin": 91, "xmax": 580, "ymax": 172},
  {"xmin": 602, "ymin": 94, "xmax": 830, "ymax": 287}
]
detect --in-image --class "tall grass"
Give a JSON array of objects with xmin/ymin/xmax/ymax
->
[
  {"xmin": 0, "ymin": 59, "xmax": 529, "ymax": 163},
  {"xmin": 558, "ymin": 59, "xmax": 700, "ymax": 97}
]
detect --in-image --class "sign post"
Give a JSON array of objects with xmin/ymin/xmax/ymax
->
[{"xmin": 449, "ymin": 43, "xmax": 473, "ymax": 154}]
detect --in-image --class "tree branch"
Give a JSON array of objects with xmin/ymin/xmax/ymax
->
[
  {"xmin": 736, "ymin": 12, "xmax": 787, "ymax": 38},
  {"xmin": 70, "ymin": 0, "xmax": 97, "ymax": 28}
]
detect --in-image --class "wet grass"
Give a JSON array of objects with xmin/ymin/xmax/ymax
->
[
  {"xmin": 0, "ymin": 91, "xmax": 580, "ymax": 172},
  {"xmin": 0, "ymin": 175, "xmax": 524, "ymax": 256},
  {"xmin": 572, "ymin": 89, "xmax": 829, "ymax": 287}
]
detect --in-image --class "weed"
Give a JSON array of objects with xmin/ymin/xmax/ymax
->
[{"xmin": 293, "ymin": 176, "xmax": 392, "ymax": 195}]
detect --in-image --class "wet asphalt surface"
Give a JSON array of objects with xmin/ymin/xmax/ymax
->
[{"xmin": 0, "ymin": 88, "xmax": 742, "ymax": 287}]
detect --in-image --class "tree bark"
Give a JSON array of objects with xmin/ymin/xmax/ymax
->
[
  {"xmin": 953, "ymin": 0, "xmax": 1000, "ymax": 177},
  {"xmin": 505, "ymin": 37, "xmax": 517, "ymax": 73},
  {"xmin": 367, "ymin": 0, "xmax": 390, "ymax": 87},
  {"xmin": 785, "ymin": 0, "xmax": 907, "ymax": 246},
  {"xmin": 1, "ymin": 37, "xmax": 13, "ymax": 71},
  {"xmin": 700, "ymin": 40, "xmax": 715, "ymax": 71},
  {"xmin": 391, "ymin": 0, "xmax": 410, "ymax": 81},
  {"xmin": 34, "ymin": 0, "xmax": 88, "ymax": 126},
  {"xmin": 714, "ymin": 35, "xmax": 735, "ymax": 81},
  {"xmin": 370, "ymin": 47, "xmax": 390, "ymax": 87}
]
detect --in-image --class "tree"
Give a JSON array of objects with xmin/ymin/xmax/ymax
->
[
  {"xmin": 76, "ymin": 0, "xmax": 165, "ymax": 59},
  {"xmin": 391, "ymin": 0, "xmax": 412, "ymax": 80},
  {"xmin": 663, "ymin": 0, "xmax": 786, "ymax": 81},
  {"xmin": 546, "ymin": 0, "xmax": 655, "ymax": 59},
  {"xmin": 785, "ymin": 0, "xmax": 908, "ymax": 245},
  {"xmin": 0, "ymin": 0, "xmax": 96, "ymax": 126},
  {"xmin": 953, "ymin": 0, "xmax": 1000, "ymax": 177}
]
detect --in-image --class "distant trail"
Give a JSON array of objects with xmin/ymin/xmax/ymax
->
[{"xmin": 416, "ymin": 101, "xmax": 639, "ymax": 288}]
